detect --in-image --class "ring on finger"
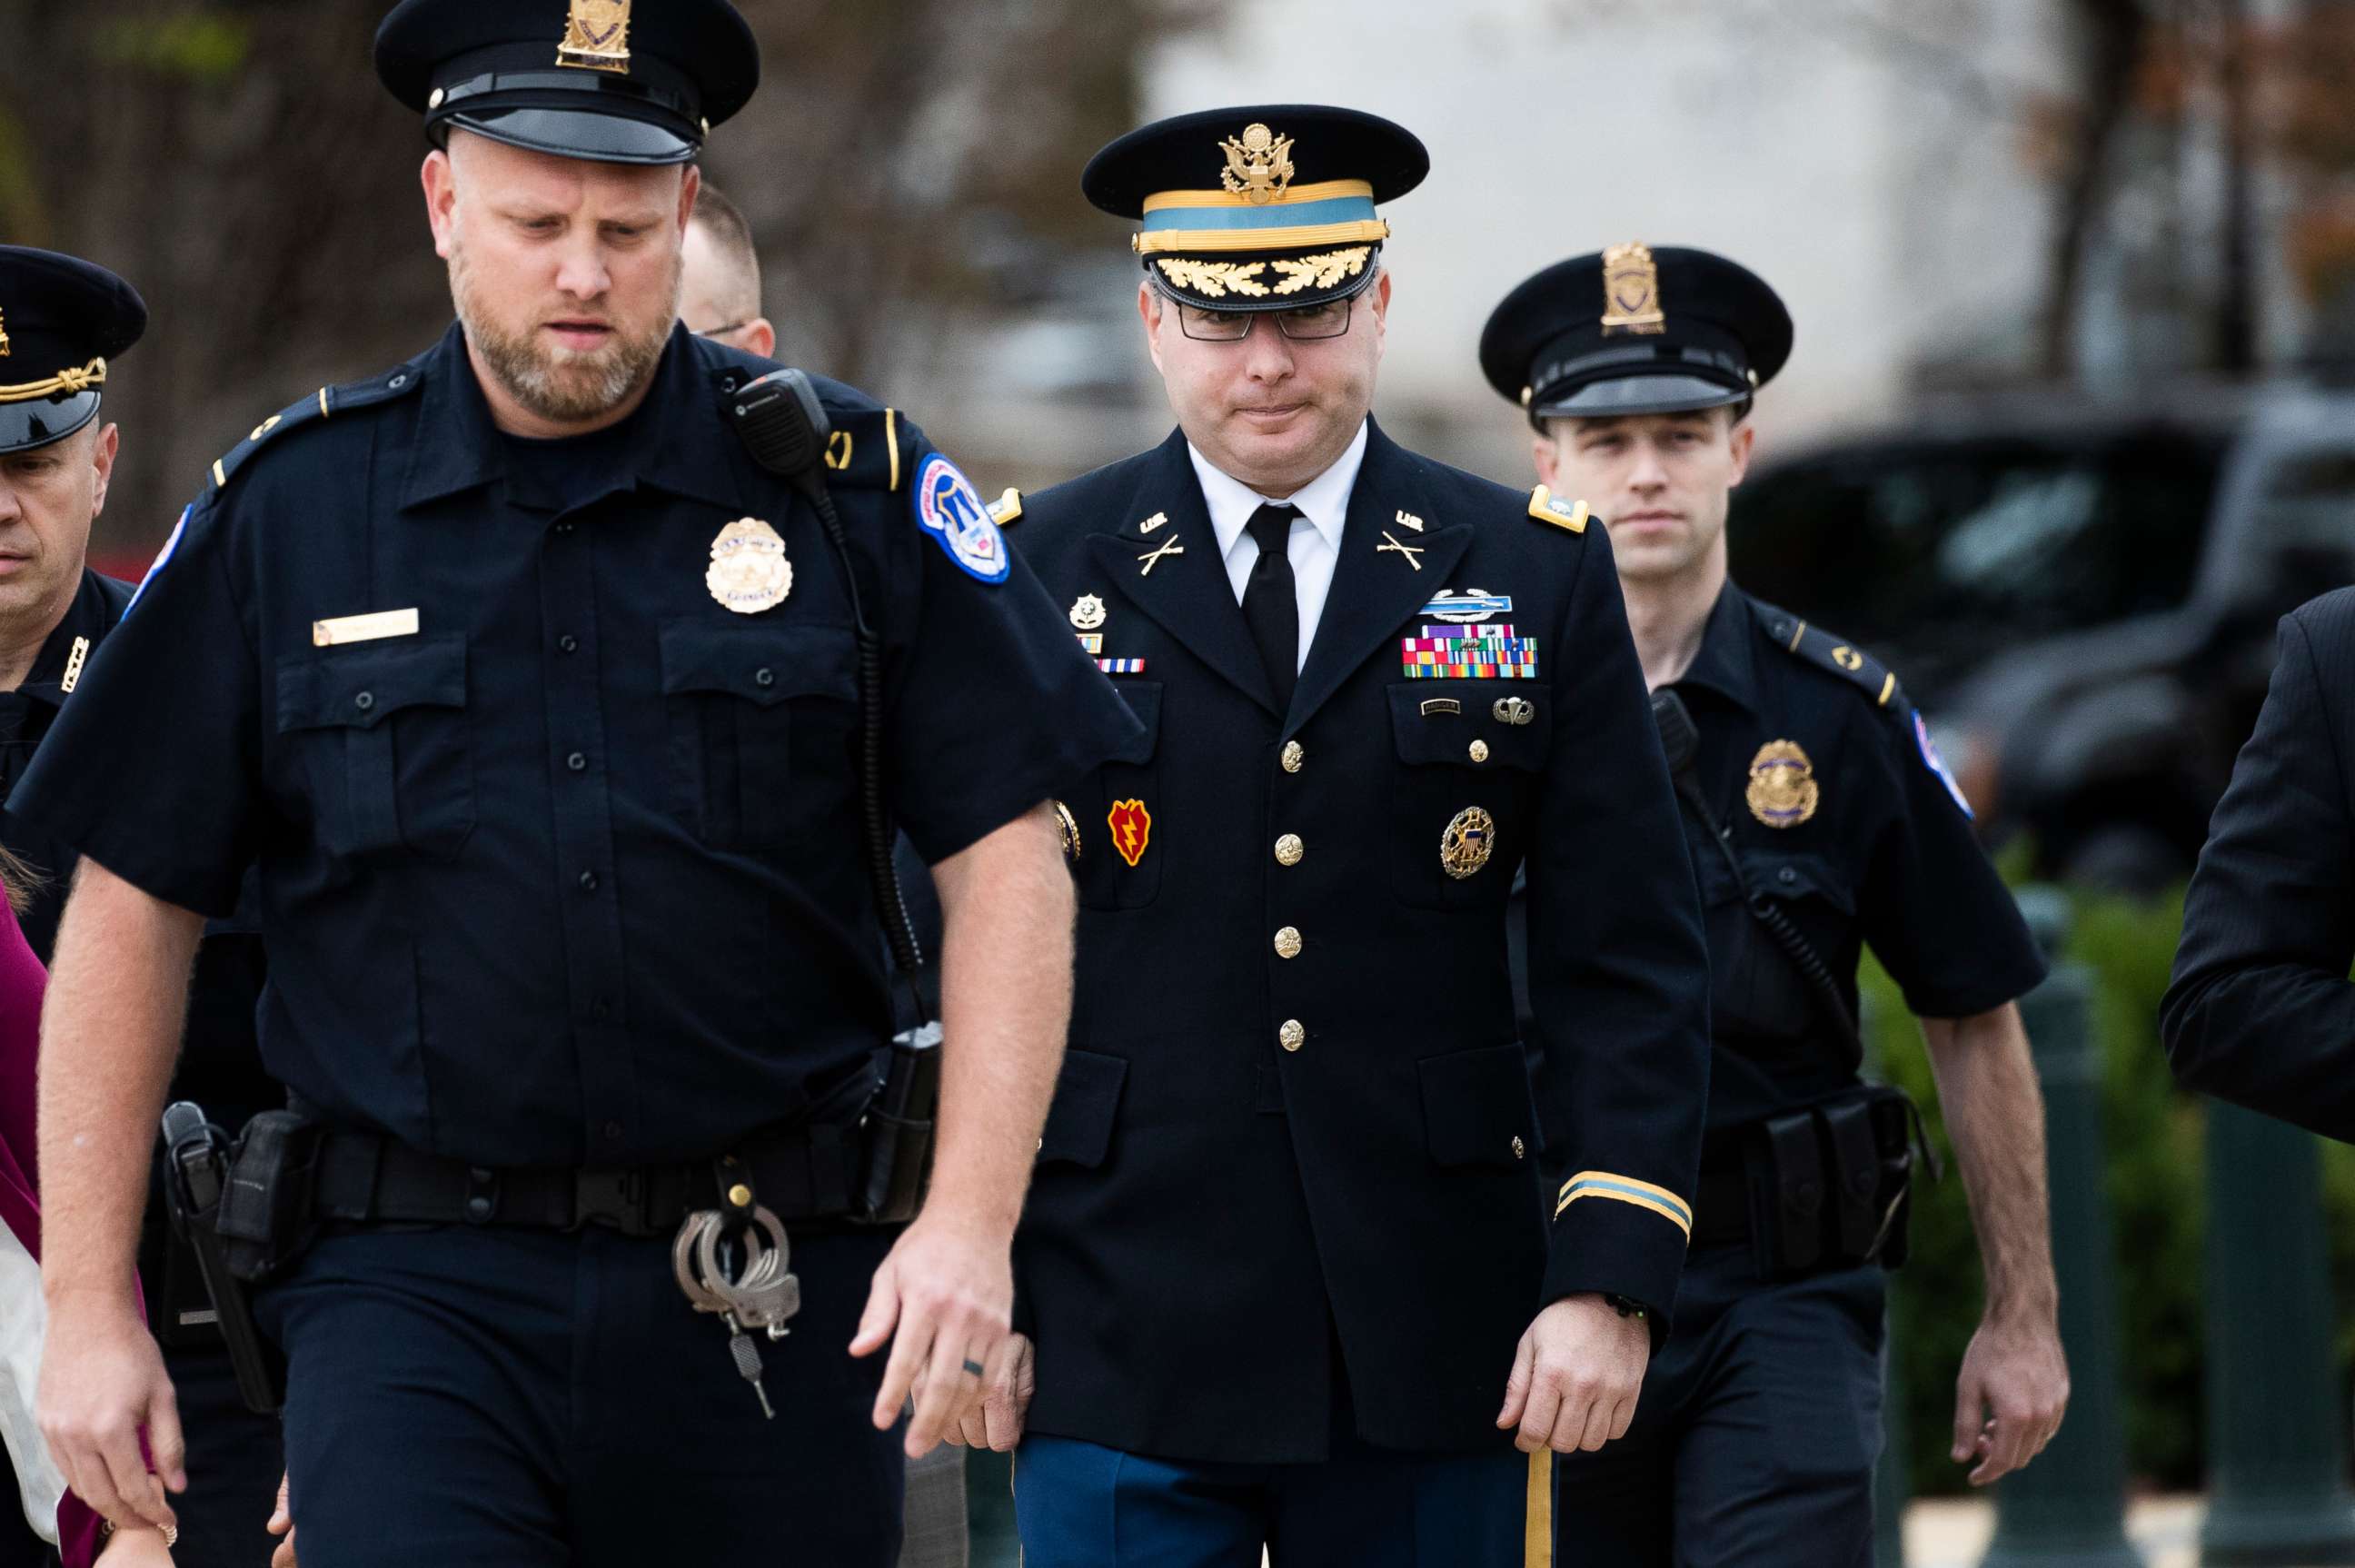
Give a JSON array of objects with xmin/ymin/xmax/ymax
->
[{"xmin": 961, "ymin": 1357, "xmax": 987, "ymax": 1377}]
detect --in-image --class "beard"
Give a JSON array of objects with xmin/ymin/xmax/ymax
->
[{"xmin": 449, "ymin": 239, "xmax": 679, "ymax": 424}]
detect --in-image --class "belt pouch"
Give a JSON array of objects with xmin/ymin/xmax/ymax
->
[
  {"xmin": 858, "ymin": 1022, "xmax": 943, "ymax": 1225},
  {"xmin": 216, "ymin": 1109, "xmax": 324, "ymax": 1281},
  {"xmin": 1818, "ymin": 1096, "xmax": 1884, "ymax": 1261},
  {"xmin": 1752, "ymin": 1109, "xmax": 1825, "ymax": 1276}
]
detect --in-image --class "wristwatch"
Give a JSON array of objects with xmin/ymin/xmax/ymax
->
[{"xmin": 1604, "ymin": 1293, "xmax": 1649, "ymax": 1321}]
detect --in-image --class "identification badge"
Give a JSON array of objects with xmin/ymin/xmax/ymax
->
[
  {"xmin": 1746, "ymin": 740, "xmax": 1820, "ymax": 829},
  {"xmin": 707, "ymin": 519, "xmax": 793, "ymax": 614},
  {"xmin": 313, "ymin": 608, "xmax": 421, "ymax": 647}
]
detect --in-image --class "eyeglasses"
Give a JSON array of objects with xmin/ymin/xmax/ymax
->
[
  {"xmin": 1162, "ymin": 280, "xmax": 1370, "ymax": 342},
  {"xmin": 694, "ymin": 320, "xmax": 756, "ymax": 341}
]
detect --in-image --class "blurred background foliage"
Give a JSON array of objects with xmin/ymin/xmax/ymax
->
[{"xmin": 1873, "ymin": 875, "xmax": 2355, "ymax": 1498}]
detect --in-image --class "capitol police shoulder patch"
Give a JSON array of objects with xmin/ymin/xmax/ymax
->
[{"xmin": 913, "ymin": 452, "xmax": 1010, "ymax": 584}]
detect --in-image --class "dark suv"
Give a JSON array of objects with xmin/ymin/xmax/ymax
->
[{"xmin": 1726, "ymin": 380, "xmax": 2355, "ymax": 893}]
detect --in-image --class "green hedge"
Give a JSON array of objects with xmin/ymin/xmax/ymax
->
[{"xmin": 1868, "ymin": 883, "xmax": 2355, "ymax": 1498}]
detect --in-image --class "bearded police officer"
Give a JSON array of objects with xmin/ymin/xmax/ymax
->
[
  {"xmin": 954, "ymin": 108, "xmax": 1713, "ymax": 1566},
  {"xmin": 23, "ymin": 4, "xmax": 1138, "ymax": 1563},
  {"xmin": 0, "ymin": 247, "xmax": 284, "ymax": 1568},
  {"xmin": 1482, "ymin": 246, "xmax": 2070, "ymax": 1566}
]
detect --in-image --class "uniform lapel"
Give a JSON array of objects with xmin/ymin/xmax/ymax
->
[
  {"xmin": 1287, "ymin": 421, "xmax": 1471, "ymax": 736},
  {"xmin": 1084, "ymin": 430, "xmax": 1278, "ymax": 717}
]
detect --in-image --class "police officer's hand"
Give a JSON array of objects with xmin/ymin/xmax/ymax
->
[
  {"xmin": 946, "ymin": 1330, "xmax": 1033, "ymax": 1452},
  {"xmin": 1952, "ymin": 1308, "xmax": 2069, "ymax": 1485},
  {"xmin": 267, "ymin": 1471, "xmax": 298, "ymax": 1567},
  {"xmin": 1496, "ymin": 1293, "xmax": 1649, "ymax": 1454},
  {"xmin": 37, "ymin": 1293, "xmax": 183, "ymax": 1534},
  {"xmin": 850, "ymin": 1214, "xmax": 1015, "ymax": 1458}
]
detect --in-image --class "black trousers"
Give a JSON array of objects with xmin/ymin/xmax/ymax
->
[
  {"xmin": 1553, "ymin": 1241, "xmax": 1886, "ymax": 1568},
  {"xmin": 157, "ymin": 1340, "xmax": 285, "ymax": 1568},
  {"xmin": 256, "ymin": 1224, "xmax": 905, "ymax": 1567}
]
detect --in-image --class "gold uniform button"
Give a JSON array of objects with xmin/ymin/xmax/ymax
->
[
  {"xmin": 1281, "ymin": 740, "xmax": 1306, "ymax": 773},
  {"xmin": 728, "ymin": 1183, "xmax": 754, "ymax": 1207},
  {"xmin": 1274, "ymin": 833, "xmax": 1305, "ymax": 867},
  {"xmin": 1278, "ymin": 1019, "xmax": 1306, "ymax": 1052},
  {"xmin": 1511, "ymin": 1136, "xmax": 1525, "ymax": 1160},
  {"xmin": 1274, "ymin": 927, "xmax": 1302, "ymax": 959},
  {"xmin": 1469, "ymin": 739, "xmax": 1490, "ymax": 764}
]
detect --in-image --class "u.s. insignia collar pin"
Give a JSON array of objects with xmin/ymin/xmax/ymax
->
[
  {"xmin": 1069, "ymin": 593, "xmax": 1108, "ymax": 631},
  {"xmin": 1218, "ymin": 123, "xmax": 1295, "ymax": 204},
  {"xmin": 707, "ymin": 518, "xmax": 791, "ymax": 614},
  {"xmin": 1601, "ymin": 241, "xmax": 1665, "ymax": 337},
  {"xmin": 1138, "ymin": 511, "xmax": 1169, "ymax": 534},
  {"xmin": 558, "ymin": 0, "xmax": 631, "ymax": 74},
  {"xmin": 1746, "ymin": 739, "xmax": 1819, "ymax": 829}
]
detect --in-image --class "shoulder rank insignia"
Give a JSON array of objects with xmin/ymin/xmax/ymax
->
[
  {"xmin": 1751, "ymin": 598, "xmax": 1906, "ymax": 712},
  {"xmin": 986, "ymin": 488, "xmax": 1022, "ymax": 526},
  {"xmin": 206, "ymin": 362, "xmax": 426, "ymax": 496},
  {"xmin": 815, "ymin": 407, "xmax": 908, "ymax": 492},
  {"xmin": 1527, "ymin": 485, "xmax": 1588, "ymax": 534}
]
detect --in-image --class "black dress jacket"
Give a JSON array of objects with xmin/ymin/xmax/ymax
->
[
  {"xmin": 2164, "ymin": 587, "xmax": 2355, "ymax": 1140},
  {"xmin": 1009, "ymin": 422, "xmax": 1710, "ymax": 1463}
]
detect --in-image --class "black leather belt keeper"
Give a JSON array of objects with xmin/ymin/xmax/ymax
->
[{"xmin": 308, "ymin": 1123, "xmax": 866, "ymax": 1238}]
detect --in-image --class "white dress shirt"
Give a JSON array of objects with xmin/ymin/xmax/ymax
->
[{"xmin": 1187, "ymin": 420, "xmax": 1369, "ymax": 674}]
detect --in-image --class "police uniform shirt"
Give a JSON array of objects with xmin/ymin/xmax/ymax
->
[
  {"xmin": 12, "ymin": 322, "xmax": 1139, "ymax": 1168},
  {"xmin": 0, "ymin": 569, "xmax": 131, "ymax": 961},
  {"xmin": 1672, "ymin": 582, "xmax": 2046, "ymax": 1136},
  {"xmin": 1190, "ymin": 418, "xmax": 1366, "ymax": 668}
]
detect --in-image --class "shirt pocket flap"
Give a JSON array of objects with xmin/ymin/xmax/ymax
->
[
  {"xmin": 275, "ymin": 634, "xmax": 466, "ymax": 733},
  {"xmin": 1736, "ymin": 849, "xmax": 1856, "ymax": 918},
  {"xmin": 1038, "ymin": 1048, "xmax": 1128, "ymax": 1168},
  {"xmin": 1416, "ymin": 1042, "xmax": 1540, "ymax": 1168},
  {"xmin": 1386, "ymin": 684, "xmax": 1551, "ymax": 769},
  {"xmin": 658, "ymin": 622, "xmax": 855, "ymax": 708},
  {"xmin": 1108, "ymin": 681, "xmax": 1162, "ymax": 764}
]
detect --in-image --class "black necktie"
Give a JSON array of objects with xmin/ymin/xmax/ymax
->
[{"xmin": 1241, "ymin": 503, "xmax": 1300, "ymax": 713}]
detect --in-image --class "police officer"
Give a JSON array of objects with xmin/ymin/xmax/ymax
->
[
  {"xmin": 961, "ymin": 108, "xmax": 1713, "ymax": 1565},
  {"xmin": 0, "ymin": 246, "xmax": 283, "ymax": 1568},
  {"xmin": 22, "ymin": 3, "xmax": 1138, "ymax": 1563},
  {"xmin": 1482, "ymin": 246, "xmax": 2070, "ymax": 1564},
  {"xmin": 2163, "ymin": 587, "xmax": 2355, "ymax": 1136},
  {"xmin": 680, "ymin": 184, "xmax": 778, "ymax": 361}
]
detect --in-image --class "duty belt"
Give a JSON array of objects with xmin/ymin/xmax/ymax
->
[{"xmin": 308, "ymin": 1123, "xmax": 866, "ymax": 1239}]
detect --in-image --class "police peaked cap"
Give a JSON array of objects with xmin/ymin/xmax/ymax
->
[
  {"xmin": 0, "ymin": 247, "xmax": 147, "ymax": 456},
  {"xmin": 1085, "ymin": 105, "xmax": 1428, "ymax": 313},
  {"xmin": 376, "ymin": 0, "xmax": 759, "ymax": 167},
  {"xmin": 1480, "ymin": 246, "xmax": 1794, "ymax": 424}
]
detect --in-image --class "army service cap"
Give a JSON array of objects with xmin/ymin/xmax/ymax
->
[
  {"xmin": 1084, "ymin": 104, "xmax": 1428, "ymax": 313},
  {"xmin": 0, "ymin": 247, "xmax": 147, "ymax": 456},
  {"xmin": 1480, "ymin": 245, "xmax": 1793, "ymax": 425},
  {"xmin": 375, "ymin": 0, "xmax": 759, "ymax": 167}
]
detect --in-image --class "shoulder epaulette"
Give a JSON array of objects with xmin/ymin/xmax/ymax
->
[
  {"xmin": 1526, "ymin": 484, "xmax": 1589, "ymax": 534},
  {"xmin": 986, "ymin": 488, "xmax": 1022, "ymax": 526},
  {"xmin": 814, "ymin": 405, "xmax": 909, "ymax": 493},
  {"xmin": 205, "ymin": 362, "xmax": 425, "ymax": 496},
  {"xmin": 1751, "ymin": 598, "xmax": 1908, "ymax": 712}
]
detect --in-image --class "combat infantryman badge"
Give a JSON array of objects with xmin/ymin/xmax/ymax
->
[
  {"xmin": 1070, "ymin": 594, "xmax": 1108, "ymax": 631},
  {"xmin": 1746, "ymin": 739, "xmax": 1819, "ymax": 829},
  {"xmin": 707, "ymin": 518, "xmax": 792, "ymax": 614},
  {"xmin": 1440, "ymin": 806, "xmax": 1495, "ymax": 879},
  {"xmin": 558, "ymin": 0, "xmax": 631, "ymax": 73},
  {"xmin": 1600, "ymin": 241, "xmax": 1665, "ymax": 336},
  {"xmin": 1218, "ymin": 123, "xmax": 1296, "ymax": 204},
  {"xmin": 1108, "ymin": 799, "xmax": 1153, "ymax": 868}
]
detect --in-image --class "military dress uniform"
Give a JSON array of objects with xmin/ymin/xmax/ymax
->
[
  {"xmin": 9, "ymin": 9, "xmax": 1138, "ymax": 1564},
  {"xmin": 1482, "ymin": 248, "xmax": 2048, "ymax": 1567},
  {"xmin": 0, "ymin": 248, "xmax": 283, "ymax": 1568},
  {"xmin": 1004, "ymin": 108, "xmax": 1712, "ymax": 1568}
]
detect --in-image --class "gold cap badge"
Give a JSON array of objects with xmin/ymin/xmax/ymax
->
[
  {"xmin": 706, "ymin": 518, "xmax": 792, "ymax": 614},
  {"xmin": 1746, "ymin": 740, "xmax": 1819, "ymax": 829},
  {"xmin": 1600, "ymin": 241, "xmax": 1665, "ymax": 337},
  {"xmin": 1218, "ymin": 123, "xmax": 1296, "ymax": 205},
  {"xmin": 557, "ymin": 0, "xmax": 631, "ymax": 74}
]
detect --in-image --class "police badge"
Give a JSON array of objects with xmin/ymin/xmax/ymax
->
[
  {"xmin": 706, "ymin": 518, "xmax": 791, "ymax": 614},
  {"xmin": 1745, "ymin": 740, "xmax": 1819, "ymax": 829},
  {"xmin": 1600, "ymin": 241, "xmax": 1666, "ymax": 336},
  {"xmin": 557, "ymin": 0, "xmax": 631, "ymax": 74}
]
